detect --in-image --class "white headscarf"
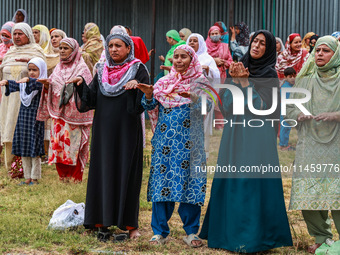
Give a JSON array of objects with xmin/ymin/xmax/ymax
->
[
  {"xmin": 12, "ymin": 9, "xmax": 28, "ymax": 23},
  {"xmin": 20, "ymin": 57, "xmax": 47, "ymax": 107},
  {"xmin": 50, "ymin": 29, "xmax": 67, "ymax": 53},
  {"xmin": 0, "ymin": 23, "xmax": 45, "ymax": 69},
  {"xmin": 28, "ymin": 57, "xmax": 47, "ymax": 78},
  {"xmin": 12, "ymin": 23, "xmax": 35, "ymax": 45},
  {"xmin": 276, "ymin": 37, "xmax": 285, "ymax": 53},
  {"xmin": 100, "ymin": 34, "xmax": 106, "ymax": 48},
  {"xmin": 186, "ymin": 33, "xmax": 220, "ymax": 82},
  {"xmin": 110, "ymin": 25, "xmax": 128, "ymax": 34}
]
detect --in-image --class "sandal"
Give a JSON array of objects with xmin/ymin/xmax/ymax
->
[
  {"xmin": 97, "ymin": 231, "xmax": 111, "ymax": 242},
  {"xmin": 183, "ymin": 234, "xmax": 203, "ymax": 248},
  {"xmin": 18, "ymin": 181, "xmax": 33, "ymax": 186},
  {"xmin": 112, "ymin": 233, "xmax": 128, "ymax": 242},
  {"xmin": 149, "ymin": 234, "xmax": 167, "ymax": 245}
]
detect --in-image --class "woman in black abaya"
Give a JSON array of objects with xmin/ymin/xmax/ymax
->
[{"xmin": 69, "ymin": 32, "xmax": 149, "ymax": 241}]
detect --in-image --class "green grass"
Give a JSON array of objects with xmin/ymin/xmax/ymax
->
[{"xmin": 0, "ymin": 126, "xmax": 337, "ymax": 254}]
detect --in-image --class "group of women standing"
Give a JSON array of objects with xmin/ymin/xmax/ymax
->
[
  {"xmin": 0, "ymin": 9, "xmax": 339, "ymax": 253},
  {"xmin": 0, "ymin": 23, "xmax": 45, "ymax": 170},
  {"xmin": 132, "ymin": 25, "xmax": 293, "ymax": 252},
  {"xmin": 276, "ymin": 33, "xmax": 310, "ymax": 79},
  {"xmin": 0, "ymin": 12, "xmax": 152, "ymax": 244},
  {"xmin": 150, "ymin": 26, "xmax": 340, "ymax": 254},
  {"xmin": 163, "ymin": 22, "xmax": 237, "ymax": 131},
  {"xmin": 166, "ymin": 22, "xmax": 241, "ymax": 83},
  {"xmin": 0, "ymin": 11, "xmax": 108, "ymax": 183},
  {"xmin": 2, "ymin": 31, "xmax": 90, "ymax": 182}
]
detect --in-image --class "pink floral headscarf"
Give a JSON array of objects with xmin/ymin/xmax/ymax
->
[
  {"xmin": 59, "ymin": 38, "xmax": 81, "ymax": 66},
  {"xmin": 148, "ymin": 44, "xmax": 210, "ymax": 131},
  {"xmin": 276, "ymin": 33, "xmax": 309, "ymax": 78},
  {"xmin": 98, "ymin": 32, "xmax": 142, "ymax": 97},
  {"xmin": 37, "ymin": 38, "xmax": 94, "ymax": 171},
  {"xmin": 37, "ymin": 38, "xmax": 93, "ymax": 125}
]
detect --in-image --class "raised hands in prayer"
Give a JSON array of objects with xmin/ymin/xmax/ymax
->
[
  {"xmin": 36, "ymin": 78, "xmax": 51, "ymax": 90},
  {"xmin": 67, "ymin": 77, "xmax": 83, "ymax": 86},
  {"xmin": 159, "ymin": 55, "xmax": 165, "ymax": 62},
  {"xmin": 214, "ymin": 57, "xmax": 225, "ymax": 66},
  {"xmin": 0, "ymin": 80, "xmax": 8, "ymax": 86},
  {"xmin": 292, "ymin": 112, "xmax": 340, "ymax": 122},
  {"xmin": 123, "ymin": 80, "xmax": 139, "ymax": 90},
  {"xmin": 229, "ymin": 62, "xmax": 250, "ymax": 87},
  {"xmin": 148, "ymin": 49, "xmax": 155, "ymax": 57},
  {"xmin": 202, "ymin": 65, "xmax": 210, "ymax": 75},
  {"xmin": 16, "ymin": 77, "xmax": 29, "ymax": 83},
  {"xmin": 136, "ymin": 83, "xmax": 153, "ymax": 99},
  {"xmin": 297, "ymin": 112, "xmax": 314, "ymax": 122},
  {"xmin": 36, "ymin": 79, "xmax": 50, "ymax": 85},
  {"xmin": 160, "ymin": 65, "xmax": 172, "ymax": 72},
  {"xmin": 0, "ymin": 78, "xmax": 49, "ymax": 88},
  {"xmin": 314, "ymin": 112, "xmax": 340, "ymax": 122},
  {"xmin": 178, "ymin": 91, "xmax": 199, "ymax": 103},
  {"xmin": 229, "ymin": 62, "xmax": 249, "ymax": 78},
  {"xmin": 230, "ymin": 26, "xmax": 236, "ymax": 41}
]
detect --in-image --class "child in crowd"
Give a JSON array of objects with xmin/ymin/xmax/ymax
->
[
  {"xmin": 280, "ymin": 67, "xmax": 296, "ymax": 151},
  {"xmin": 0, "ymin": 57, "xmax": 47, "ymax": 185}
]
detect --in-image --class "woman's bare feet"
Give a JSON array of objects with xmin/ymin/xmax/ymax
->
[
  {"xmin": 191, "ymin": 239, "xmax": 202, "ymax": 247},
  {"xmin": 149, "ymin": 234, "xmax": 167, "ymax": 245},
  {"xmin": 129, "ymin": 229, "xmax": 141, "ymax": 239}
]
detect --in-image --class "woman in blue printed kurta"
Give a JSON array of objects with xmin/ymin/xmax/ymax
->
[
  {"xmin": 137, "ymin": 45, "xmax": 212, "ymax": 247},
  {"xmin": 0, "ymin": 57, "xmax": 46, "ymax": 185},
  {"xmin": 143, "ymin": 96, "xmax": 207, "ymax": 206}
]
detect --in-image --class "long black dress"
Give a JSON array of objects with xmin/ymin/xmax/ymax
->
[{"xmin": 74, "ymin": 64, "xmax": 149, "ymax": 230}]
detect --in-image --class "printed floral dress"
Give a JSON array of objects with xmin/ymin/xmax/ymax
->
[
  {"xmin": 142, "ymin": 95, "xmax": 207, "ymax": 206},
  {"xmin": 48, "ymin": 118, "xmax": 82, "ymax": 166}
]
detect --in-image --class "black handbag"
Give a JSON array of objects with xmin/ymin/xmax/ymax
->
[{"xmin": 59, "ymin": 83, "xmax": 74, "ymax": 108}]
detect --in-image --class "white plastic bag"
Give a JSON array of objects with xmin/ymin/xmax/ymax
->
[{"xmin": 48, "ymin": 200, "xmax": 85, "ymax": 230}]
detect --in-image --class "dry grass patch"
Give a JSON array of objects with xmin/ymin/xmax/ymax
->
[{"xmin": 1, "ymin": 124, "xmax": 335, "ymax": 254}]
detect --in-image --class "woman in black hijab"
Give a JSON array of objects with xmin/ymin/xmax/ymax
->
[
  {"xmin": 241, "ymin": 30, "xmax": 281, "ymax": 132},
  {"xmin": 199, "ymin": 30, "xmax": 292, "ymax": 253},
  {"xmin": 309, "ymin": 34, "xmax": 320, "ymax": 53}
]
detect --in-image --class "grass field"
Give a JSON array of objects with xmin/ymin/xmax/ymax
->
[{"xmin": 0, "ymin": 125, "xmax": 338, "ymax": 254}]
